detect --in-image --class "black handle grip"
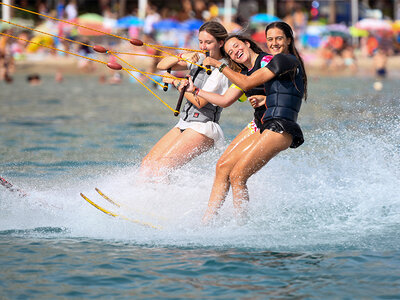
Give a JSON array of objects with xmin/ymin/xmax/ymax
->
[
  {"xmin": 174, "ymin": 83, "xmax": 187, "ymax": 116},
  {"xmin": 205, "ymin": 51, "xmax": 211, "ymax": 75},
  {"xmin": 163, "ymin": 68, "xmax": 171, "ymax": 91}
]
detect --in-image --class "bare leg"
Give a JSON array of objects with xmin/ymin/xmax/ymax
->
[
  {"xmin": 202, "ymin": 126, "xmax": 257, "ymax": 223},
  {"xmin": 139, "ymin": 127, "xmax": 182, "ymax": 177},
  {"xmin": 153, "ymin": 128, "xmax": 214, "ymax": 174},
  {"xmin": 229, "ymin": 130, "xmax": 292, "ymax": 220},
  {"xmin": 140, "ymin": 128, "xmax": 214, "ymax": 180}
]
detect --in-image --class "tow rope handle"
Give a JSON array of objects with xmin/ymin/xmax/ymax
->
[
  {"xmin": 163, "ymin": 68, "xmax": 171, "ymax": 91},
  {"xmin": 205, "ymin": 51, "xmax": 211, "ymax": 75},
  {"xmin": 174, "ymin": 77, "xmax": 188, "ymax": 116}
]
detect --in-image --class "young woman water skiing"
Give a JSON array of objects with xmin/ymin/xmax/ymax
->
[
  {"xmin": 139, "ymin": 21, "xmax": 232, "ymax": 180},
  {"xmin": 197, "ymin": 21, "xmax": 308, "ymax": 223}
]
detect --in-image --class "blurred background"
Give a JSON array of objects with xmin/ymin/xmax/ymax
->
[{"xmin": 1, "ymin": 0, "xmax": 400, "ymax": 83}]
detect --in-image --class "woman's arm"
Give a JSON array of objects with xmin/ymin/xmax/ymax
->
[
  {"xmin": 205, "ymin": 54, "xmax": 301, "ymax": 91},
  {"xmin": 169, "ymin": 77, "xmax": 209, "ymax": 109},
  {"xmin": 248, "ymin": 95, "xmax": 266, "ymax": 108},
  {"xmin": 184, "ymin": 77, "xmax": 243, "ymax": 108},
  {"xmin": 157, "ymin": 52, "xmax": 200, "ymax": 71},
  {"xmin": 184, "ymin": 91, "xmax": 209, "ymax": 109},
  {"xmin": 203, "ymin": 57, "xmax": 275, "ymax": 91}
]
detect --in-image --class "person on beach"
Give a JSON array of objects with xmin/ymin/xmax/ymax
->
[
  {"xmin": 139, "ymin": 21, "xmax": 232, "ymax": 180},
  {"xmin": 198, "ymin": 21, "xmax": 308, "ymax": 224},
  {"xmin": 0, "ymin": 30, "xmax": 14, "ymax": 83}
]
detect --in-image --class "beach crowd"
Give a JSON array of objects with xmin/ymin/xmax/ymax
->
[{"xmin": 1, "ymin": 0, "xmax": 400, "ymax": 84}]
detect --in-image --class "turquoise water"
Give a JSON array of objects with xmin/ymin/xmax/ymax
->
[{"xmin": 1, "ymin": 73, "xmax": 400, "ymax": 298}]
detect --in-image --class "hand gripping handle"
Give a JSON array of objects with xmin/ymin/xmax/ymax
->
[{"xmin": 174, "ymin": 80, "xmax": 188, "ymax": 116}]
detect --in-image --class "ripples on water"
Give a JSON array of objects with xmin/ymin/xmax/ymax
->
[{"xmin": 0, "ymin": 74, "xmax": 399, "ymax": 298}]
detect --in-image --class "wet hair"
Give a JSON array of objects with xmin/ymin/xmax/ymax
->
[
  {"xmin": 265, "ymin": 21, "xmax": 308, "ymax": 100},
  {"xmin": 222, "ymin": 34, "xmax": 264, "ymax": 71}
]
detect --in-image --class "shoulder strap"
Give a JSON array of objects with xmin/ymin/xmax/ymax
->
[{"xmin": 192, "ymin": 67, "xmax": 203, "ymax": 81}]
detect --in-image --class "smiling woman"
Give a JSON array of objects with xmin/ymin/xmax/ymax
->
[
  {"xmin": 138, "ymin": 21, "xmax": 231, "ymax": 181},
  {"xmin": 200, "ymin": 21, "xmax": 308, "ymax": 224}
]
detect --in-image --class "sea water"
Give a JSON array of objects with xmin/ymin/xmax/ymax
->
[{"xmin": 0, "ymin": 73, "xmax": 399, "ymax": 299}]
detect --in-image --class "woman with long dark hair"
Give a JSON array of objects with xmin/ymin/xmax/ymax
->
[{"xmin": 200, "ymin": 21, "xmax": 308, "ymax": 223}]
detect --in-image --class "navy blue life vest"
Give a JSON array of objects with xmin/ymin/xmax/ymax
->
[
  {"xmin": 262, "ymin": 54, "xmax": 304, "ymax": 123},
  {"xmin": 240, "ymin": 52, "xmax": 272, "ymax": 125},
  {"xmin": 241, "ymin": 52, "xmax": 270, "ymax": 98}
]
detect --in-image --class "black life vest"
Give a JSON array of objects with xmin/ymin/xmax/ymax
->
[
  {"xmin": 241, "ymin": 52, "xmax": 272, "ymax": 126},
  {"xmin": 262, "ymin": 54, "xmax": 304, "ymax": 123}
]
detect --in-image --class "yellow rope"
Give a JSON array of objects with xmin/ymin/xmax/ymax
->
[
  {"xmin": 108, "ymin": 51, "xmax": 164, "ymax": 88},
  {"xmin": 0, "ymin": 19, "xmax": 182, "ymax": 61},
  {"xmin": 122, "ymin": 67, "xmax": 179, "ymax": 114},
  {"xmin": 0, "ymin": 31, "xmax": 108, "ymax": 65},
  {"xmin": 0, "ymin": 1, "xmax": 205, "ymax": 54},
  {"xmin": 0, "ymin": 18, "xmax": 93, "ymax": 49},
  {"xmin": 0, "ymin": 2, "xmax": 197, "ymax": 112},
  {"xmin": 0, "ymin": 31, "xmax": 184, "ymax": 113},
  {"xmin": 141, "ymin": 43, "xmax": 210, "ymax": 73},
  {"xmin": 111, "ymin": 51, "xmax": 164, "ymax": 58},
  {"xmin": 0, "ymin": 30, "xmax": 184, "ymax": 82}
]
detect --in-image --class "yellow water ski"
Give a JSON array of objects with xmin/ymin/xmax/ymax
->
[
  {"xmin": 80, "ymin": 193, "xmax": 161, "ymax": 230},
  {"xmin": 94, "ymin": 188, "xmax": 168, "ymax": 221},
  {"xmin": 95, "ymin": 188, "xmax": 120, "ymax": 207}
]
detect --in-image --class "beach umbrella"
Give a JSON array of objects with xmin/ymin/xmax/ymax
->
[
  {"xmin": 304, "ymin": 25, "xmax": 325, "ymax": 48},
  {"xmin": 392, "ymin": 20, "xmax": 400, "ymax": 32},
  {"xmin": 323, "ymin": 24, "xmax": 350, "ymax": 38},
  {"xmin": 76, "ymin": 13, "xmax": 110, "ymax": 36},
  {"xmin": 10, "ymin": 17, "xmax": 35, "ymax": 28},
  {"xmin": 116, "ymin": 15, "xmax": 144, "ymax": 28},
  {"xmin": 326, "ymin": 24, "xmax": 349, "ymax": 33},
  {"xmin": 77, "ymin": 13, "xmax": 104, "ymax": 23},
  {"xmin": 153, "ymin": 19, "xmax": 182, "ymax": 31},
  {"xmin": 305, "ymin": 24, "xmax": 326, "ymax": 36},
  {"xmin": 76, "ymin": 13, "xmax": 111, "ymax": 36},
  {"xmin": 251, "ymin": 30, "xmax": 266, "ymax": 43},
  {"xmin": 33, "ymin": 21, "xmax": 56, "ymax": 36},
  {"xmin": 181, "ymin": 19, "xmax": 204, "ymax": 31},
  {"xmin": 250, "ymin": 13, "xmax": 280, "ymax": 24},
  {"xmin": 349, "ymin": 26, "xmax": 369, "ymax": 37},
  {"xmin": 355, "ymin": 18, "xmax": 392, "ymax": 32}
]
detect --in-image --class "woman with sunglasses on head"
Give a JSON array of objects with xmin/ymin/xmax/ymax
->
[
  {"xmin": 139, "ymin": 21, "xmax": 232, "ymax": 180},
  {"xmin": 199, "ymin": 21, "xmax": 308, "ymax": 224}
]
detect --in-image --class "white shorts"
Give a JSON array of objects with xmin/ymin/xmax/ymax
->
[{"xmin": 175, "ymin": 118, "xmax": 225, "ymax": 151}]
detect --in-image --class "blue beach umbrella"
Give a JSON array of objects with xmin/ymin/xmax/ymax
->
[
  {"xmin": 116, "ymin": 16, "xmax": 144, "ymax": 28},
  {"xmin": 153, "ymin": 19, "xmax": 182, "ymax": 31},
  {"xmin": 181, "ymin": 19, "xmax": 204, "ymax": 31},
  {"xmin": 250, "ymin": 13, "xmax": 280, "ymax": 24}
]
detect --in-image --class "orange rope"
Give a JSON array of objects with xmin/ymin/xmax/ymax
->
[
  {"xmin": 0, "ymin": 1, "xmax": 205, "ymax": 53},
  {"xmin": 0, "ymin": 18, "xmax": 93, "ymax": 49},
  {"xmin": 0, "ymin": 19, "xmax": 171, "ymax": 61},
  {"xmin": 108, "ymin": 51, "xmax": 164, "ymax": 88},
  {"xmin": 0, "ymin": 31, "xmax": 109, "ymax": 65},
  {"xmin": 0, "ymin": 2, "xmax": 201, "ymax": 112},
  {"xmin": 0, "ymin": 31, "xmax": 184, "ymax": 113},
  {"xmin": 122, "ymin": 68, "xmax": 179, "ymax": 114},
  {"xmin": 111, "ymin": 51, "xmax": 164, "ymax": 58},
  {"xmin": 0, "ymin": 31, "xmax": 182, "ymax": 81}
]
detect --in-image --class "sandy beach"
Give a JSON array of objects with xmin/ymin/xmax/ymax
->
[{"xmin": 12, "ymin": 50, "xmax": 400, "ymax": 79}]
